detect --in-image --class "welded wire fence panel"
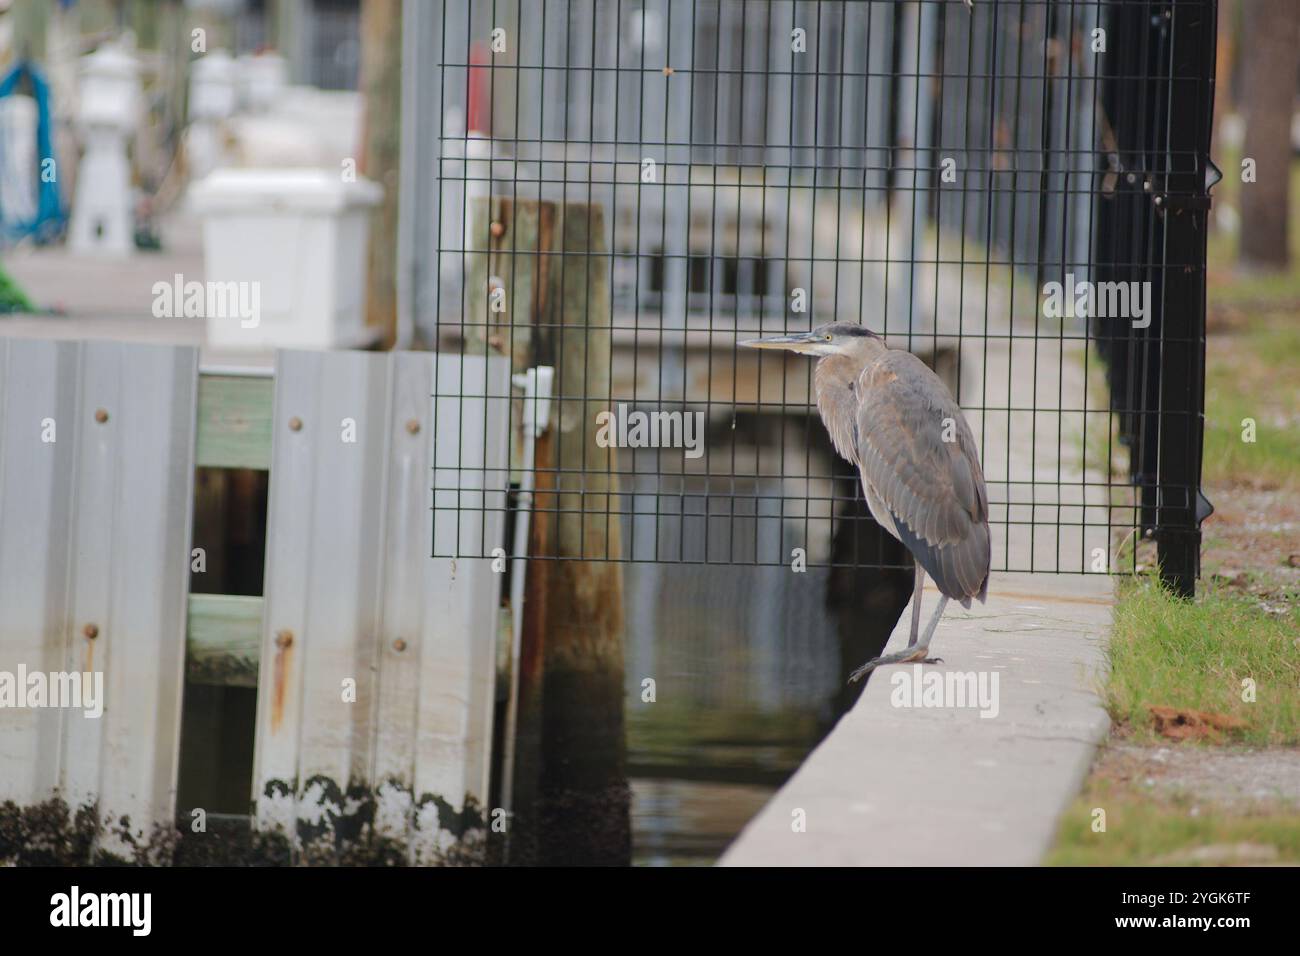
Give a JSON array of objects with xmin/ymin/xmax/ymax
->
[{"xmin": 417, "ymin": 0, "xmax": 1213, "ymax": 581}]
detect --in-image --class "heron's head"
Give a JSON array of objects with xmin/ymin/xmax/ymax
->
[{"xmin": 738, "ymin": 322, "xmax": 881, "ymax": 358}]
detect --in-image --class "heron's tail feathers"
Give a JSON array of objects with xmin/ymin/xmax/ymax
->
[
  {"xmin": 959, "ymin": 574, "xmax": 990, "ymax": 609},
  {"xmin": 894, "ymin": 511, "xmax": 991, "ymax": 606}
]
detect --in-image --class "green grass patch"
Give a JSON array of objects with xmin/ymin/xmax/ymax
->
[
  {"xmin": 1207, "ymin": 248, "xmax": 1300, "ymax": 309},
  {"xmin": 1103, "ymin": 579, "xmax": 1300, "ymax": 746},
  {"xmin": 1203, "ymin": 388, "xmax": 1300, "ymax": 488},
  {"xmin": 1201, "ymin": 310, "xmax": 1300, "ymax": 488},
  {"xmin": 1048, "ymin": 777, "xmax": 1300, "ymax": 866},
  {"xmin": 1202, "ymin": 152, "xmax": 1300, "ymax": 488}
]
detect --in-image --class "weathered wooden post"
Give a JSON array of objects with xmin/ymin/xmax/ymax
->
[
  {"xmin": 466, "ymin": 197, "xmax": 629, "ymax": 865},
  {"xmin": 360, "ymin": 0, "xmax": 402, "ymax": 345}
]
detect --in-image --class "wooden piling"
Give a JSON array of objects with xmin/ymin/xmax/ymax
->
[
  {"xmin": 468, "ymin": 197, "xmax": 629, "ymax": 865},
  {"xmin": 359, "ymin": 0, "xmax": 402, "ymax": 346}
]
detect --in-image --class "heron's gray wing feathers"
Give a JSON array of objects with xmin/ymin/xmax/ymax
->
[{"xmin": 855, "ymin": 351, "xmax": 990, "ymax": 603}]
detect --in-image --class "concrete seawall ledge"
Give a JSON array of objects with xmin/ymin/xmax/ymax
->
[{"xmin": 719, "ymin": 572, "xmax": 1113, "ymax": 866}]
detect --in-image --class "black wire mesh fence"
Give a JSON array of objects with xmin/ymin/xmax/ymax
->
[{"xmin": 415, "ymin": 0, "xmax": 1214, "ymax": 590}]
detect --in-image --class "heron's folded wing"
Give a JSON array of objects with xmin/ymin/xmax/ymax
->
[{"xmin": 855, "ymin": 352, "xmax": 990, "ymax": 600}]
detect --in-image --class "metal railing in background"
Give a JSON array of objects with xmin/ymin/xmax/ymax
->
[{"xmin": 403, "ymin": 0, "xmax": 1215, "ymax": 597}]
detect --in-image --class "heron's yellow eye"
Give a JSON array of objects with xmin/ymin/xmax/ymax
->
[{"xmin": 824, "ymin": 334, "xmax": 832, "ymax": 341}]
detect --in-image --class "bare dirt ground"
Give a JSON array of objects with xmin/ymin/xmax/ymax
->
[
  {"xmin": 1201, "ymin": 484, "xmax": 1300, "ymax": 606},
  {"xmin": 1093, "ymin": 742, "xmax": 1300, "ymax": 814}
]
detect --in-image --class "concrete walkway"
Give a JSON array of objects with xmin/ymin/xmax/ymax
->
[
  {"xmin": 1, "ymin": 232, "xmax": 278, "ymax": 370},
  {"xmin": 720, "ymin": 571, "xmax": 1112, "ymax": 866}
]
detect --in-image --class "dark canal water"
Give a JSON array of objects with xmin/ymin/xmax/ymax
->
[{"xmin": 623, "ymin": 559, "xmax": 910, "ymax": 865}]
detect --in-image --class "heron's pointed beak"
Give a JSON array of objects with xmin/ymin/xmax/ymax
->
[{"xmin": 738, "ymin": 332, "xmax": 821, "ymax": 354}]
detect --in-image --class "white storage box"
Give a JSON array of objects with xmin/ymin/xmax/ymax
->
[
  {"xmin": 236, "ymin": 52, "xmax": 288, "ymax": 112},
  {"xmin": 189, "ymin": 50, "xmax": 238, "ymax": 120},
  {"xmin": 188, "ymin": 169, "xmax": 382, "ymax": 349}
]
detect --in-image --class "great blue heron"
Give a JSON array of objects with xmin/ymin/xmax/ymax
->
[{"xmin": 740, "ymin": 322, "xmax": 990, "ymax": 682}]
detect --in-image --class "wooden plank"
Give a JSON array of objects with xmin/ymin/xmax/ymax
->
[
  {"xmin": 370, "ymin": 354, "xmax": 431, "ymax": 845},
  {"xmin": 251, "ymin": 350, "xmax": 388, "ymax": 854},
  {"xmin": 95, "ymin": 343, "xmax": 198, "ymax": 860},
  {"xmin": 186, "ymin": 593, "xmax": 264, "ymax": 688},
  {"xmin": 0, "ymin": 338, "xmax": 197, "ymax": 858},
  {"xmin": 245, "ymin": 348, "xmax": 510, "ymax": 861},
  {"xmin": 417, "ymin": 351, "xmax": 511, "ymax": 858},
  {"xmin": 58, "ymin": 344, "xmax": 119, "ymax": 818},
  {"xmin": 250, "ymin": 354, "xmax": 323, "ymax": 838},
  {"xmin": 0, "ymin": 339, "xmax": 78, "ymax": 807},
  {"xmin": 15, "ymin": 341, "xmax": 199, "ymax": 860},
  {"xmin": 195, "ymin": 374, "xmax": 274, "ymax": 470},
  {"xmin": 288, "ymin": 351, "xmax": 386, "ymax": 844}
]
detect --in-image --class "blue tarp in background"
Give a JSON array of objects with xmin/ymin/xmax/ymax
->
[{"xmin": 0, "ymin": 60, "xmax": 66, "ymax": 244}]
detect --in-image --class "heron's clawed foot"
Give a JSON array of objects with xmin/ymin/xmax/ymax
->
[{"xmin": 847, "ymin": 648, "xmax": 943, "ymax": 684}]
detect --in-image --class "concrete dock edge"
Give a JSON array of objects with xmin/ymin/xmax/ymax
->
[{"xmin": 719, "ymin": 572, "xmax": 1113, "ymax": 866}]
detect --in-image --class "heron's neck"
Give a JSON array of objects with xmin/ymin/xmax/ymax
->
[{"xmin": 815, "ymin": 340, "xmax": 888, "ymax": 392}]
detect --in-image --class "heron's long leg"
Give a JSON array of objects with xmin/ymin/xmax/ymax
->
[
  {"xmin": 906, "ymin": 563, "xmax": 925, "ymax": 647},
  {"xmin": 918, "ymin": 595, "xmax": 948, "ymax": 648},
  {"xmin": 848, "ymin": 595, "xmax": 951, "ymax": 683}
]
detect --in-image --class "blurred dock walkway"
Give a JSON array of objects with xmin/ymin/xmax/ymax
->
[{"xmin": 0, "ymin": 218, "xmax": 274, "ymax": 369}]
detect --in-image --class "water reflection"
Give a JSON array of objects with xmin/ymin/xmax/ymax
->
[
  {"xmin": 624, "ymin": 464, "xmax": 913, "ymax": 864},
  {"xmin": 510, "ymin": 416, "xmax": 913, "ymax": 865},
  {"xmin": 633, "ymin": 779, "xmax": 776, "ymax": 867}
]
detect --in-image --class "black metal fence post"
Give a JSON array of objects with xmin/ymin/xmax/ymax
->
[
  {"xmin": 1096, "ymin": 0, "xmax": 1217, "ymax": 597},
  {"xmin": 1155, "ymin": 0, "xmax": 1217, "ymax": 597}
]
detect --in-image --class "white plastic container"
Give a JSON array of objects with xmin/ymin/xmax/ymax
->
[
  {"xmin": 189, "ymin": 49, "xmax": 238, "ymax": 121},
  {"xmin": 188, "ymin": 168, "xmax": 382, "ymax": 349},
  {"xmin": 236, "ymin": 52, "xmax": 288, "ymax": 112}
]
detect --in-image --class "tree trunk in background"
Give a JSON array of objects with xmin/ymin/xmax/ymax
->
[
  {"xmin": 1238, "ymin": 0, "xmax": 1299, "ymax": 271},
  {"xmin": 1210, "ymin": 0, "xmax": 1235, "ymax": 235},
  {"xmin": 359, "ymin": 0, "xmax": 402, "ymax": 346}
]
